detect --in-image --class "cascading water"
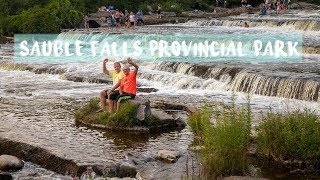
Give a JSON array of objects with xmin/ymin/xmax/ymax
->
[
  {"xmin": 1, "ymin": 6, "xmax": 320, "ymax": 179},
  {"xmin": 180, "ymin": 10, "xmax": 320, "ymax": 31}
]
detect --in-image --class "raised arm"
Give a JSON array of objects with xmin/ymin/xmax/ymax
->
[
  {"xmin": 102, "ymin": 58, "xmax": 109, "ymax": 75},
  {"xmin": 127, "ymin": 57, "xmax": 138, "ymax": 74}
]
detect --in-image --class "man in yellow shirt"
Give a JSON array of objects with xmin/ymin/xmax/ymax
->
[{"xmin": 99, "ymin": 58, "xmax": 124, "ymax": 112}]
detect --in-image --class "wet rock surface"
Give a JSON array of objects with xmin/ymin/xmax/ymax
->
[
  {"xmin": 116, "ymin": 162, "xmax": 137, "ymax": 178},
  {"xmin": 132, "ymin": 98, "xmax": 152, "ymax": 121},
  {"xmin": 0, "ymin": 138, "xmax": 78, "ymax": 175},
  {"xmin": 10, "ymin": 161, "xmax": 72, "ymax": 179}
]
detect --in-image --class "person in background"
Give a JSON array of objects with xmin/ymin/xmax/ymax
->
[
  {"xmin": 111, "ymin": 12, "xmax": 116, "ymax": 27},
  {"xmin": 277, "ymin": 1, "xmax": 282, "ymax": 14},
  {"xmin": 265, "ymin": 0, "xmax": 271, "ymax": 9},
  {"xmin": 262, "ymin": 4, "xmax": 268, "ymax": 15},
  {"xmin": 283, "ymin": 0, "xmax": 289, "ymax": 11},
  {"xmin": 216, "ymin": 0, "xmax": 223, "ymax": 7},
  {"xmin": 84, "ymin": 15, "xmax": 89, "ymax": 29},
  {"xmin": 136, "ymin": 10, "xmax": 144, "ymax": 26},
  {"xmin": 147, "ymin": 4, "xmax": 153, "ymax": 15},
  {"xmin": 288, "ymin": 0, "xmax": 292, "ymax": 9},
  {"xmin": 99, "ymin": 58, "xmax": 124, "ymax": 112},
  {"xmin": 157, "ymin": 4, "xmax": 162, "ymax": 19},
  {"xmin": 129, "ymin": 12, "xmax": 136, "ymax": 29},
  {"xmin": 108, "ymin": 57, "xmax": 139, "ymax": 112},
  {"xmin": 106, "ymin": 15, "xmax": 112, "ymax": 29},
  {"xmin": 115, "ymin": 9, "xmax": 121, "ymax": 27}
]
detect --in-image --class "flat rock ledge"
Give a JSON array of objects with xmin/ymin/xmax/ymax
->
[
  {"xmin": 0, "ymin": 138, "xmax": 140, "ymax": 179},
  {"xmin": 76, "ymin": 110, "xmax": 185, "ymax": 134},
  {"xmin": 75, "ymin": 98, "xmax": 186, "ymax": 134}
]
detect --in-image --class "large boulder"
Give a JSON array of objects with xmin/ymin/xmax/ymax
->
[
  {"xmin": 117, "ymin": 162, "xmax": 137, "ymax": 178},
  {"xmin": 130, "ymin": 98, "xmax": 151, "ymax": 121},
  {"xmin": 0, "ymin": 155, "xmax": 24, "ymax": 171}
]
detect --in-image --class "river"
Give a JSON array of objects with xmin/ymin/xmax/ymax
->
[{"xmin": 0, "ymin": 8, "xmax": 320, "ymax": 179}]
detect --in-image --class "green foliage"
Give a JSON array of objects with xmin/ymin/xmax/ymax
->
[
  {"xmin": 144, "ymin": 114, "xmax": 161, "ymax": 126},
  {"xmin": 74, "ymin": 98, "xmax": 100, "ymax": 121},
  {"xmin": 0, "ymin": 0, "xmax": 83, "ymax": 35},
  {"xmin": 75, "ymin": 99, "xmax": 140, "ymax": 127},
  {"xmin": 161, "ymin": 1, "xmax": 183, "ymax": 15},
  {"xmin": 14, "ymin": 6, "xmax": 60, "ymax": 33},
  {"xmin": 188, "ymin": 96, "xmax": 252, "ymax": 178},
  {"xmin": 48, "ymin": 0, "xmax": 83, "ymax": 29},
  {"xmin": 75, "ymin": 99, "xmax": 168, "ymax": 131},
  {"xmin": 187, "ymin": 106, "xmax": 211, "ymax": 145},
  {"xmin": 104, "ymin": 102, "xmax": 139, "ymax": 127},
  {"xmin": 0, "ymin": 0, "xmax": 51, "ymax": 16},
  {"xmin": 257, "ymin": 109, "xmax": 320, "ymax": 164}
]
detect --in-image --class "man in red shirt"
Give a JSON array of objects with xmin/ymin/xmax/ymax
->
[{"xmin": 108, "ymin": 57, "xmax": 139, "ymax": 111}]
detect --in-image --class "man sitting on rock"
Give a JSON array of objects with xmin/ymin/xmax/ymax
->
[
  {"xmin": 99, "ymin": 58, "xmax": 124, "ymax": 112},
  {"xmin": 108, "ymin": 57, "xmax": 139, "ymax": 111}
]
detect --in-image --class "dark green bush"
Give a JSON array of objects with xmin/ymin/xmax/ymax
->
[
  {"xmin": 187, "ymin": 106, "xmax": 211, "ymax": 145},
  {"xmin": 74, "ymin": 98, "xmax": 100, "ymax": 121},
  {"xmin": 257, "ymin": 109, "xmax": 320, "ymax": 164},
  {"xmin": 188, "ymin": 96, "xmax": 252, "ymax": 178},
  {"xmin": 105, "ymin": 102, "xmax": 138, "ymax": 127},
  {"xmin": 75, "ymin": 99, "xmax": 140, "ymax": 127}
]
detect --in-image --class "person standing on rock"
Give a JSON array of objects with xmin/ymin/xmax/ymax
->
[
  {"xmin": 136, "ymin": 10, "xmax": 144, "ymax": 26},
  {"xmin": 84, "ymin": 15, "xmax": 89, "ymax": 29},
  {"xmin": 157, "ymin": 4, "xmax": 162, "ymax": 19},
  {"xmin": 129, "ymin": 12, "xmax": 136, "ymax": 29},
  {"xmin": 108, "ymin": 57, "xmax": 139, "ymax": 111},
  {"xmin": 99, "ymin": 59, "xmax": 124, "ymax": 112}
]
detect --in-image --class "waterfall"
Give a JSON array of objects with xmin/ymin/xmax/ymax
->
[
  {"xmin": 229, "ymin": 72, "xmax": 319, "ymax": 101},
  {"xmin": 152, "ymin": 62, "xmax": 320, "ymax": 102},
  {"xmin": 182, "ymin": 17, "xmax": 320, "ymax": 31}
]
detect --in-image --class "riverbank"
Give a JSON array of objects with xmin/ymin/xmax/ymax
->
[{"xmin": 0, "ymin": 36, "xmax": 13, "ymax": 44}]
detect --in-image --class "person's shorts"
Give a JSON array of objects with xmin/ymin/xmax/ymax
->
[
  {"xmin": 157, "ymin": 10, "xmax": 161, "ymax": 14},
  {"xmin": 115, "ymin": 18, "xmax": 120, "ymax": 23},
  {"xmin": 104, "ymin": 90, "xmax": 120, "ymax": 100},
  {"xmin": 116, "ymin": 93, "xmax": 135, "ymax": 103},
  {"xmin": 130, "ymin": 21, "xmax": 134, "ymax": 26}
]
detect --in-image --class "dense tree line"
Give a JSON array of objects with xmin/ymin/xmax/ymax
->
[{"xmin": 0, "ymin": 0, "xmax": 317, "ymax": 35}]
